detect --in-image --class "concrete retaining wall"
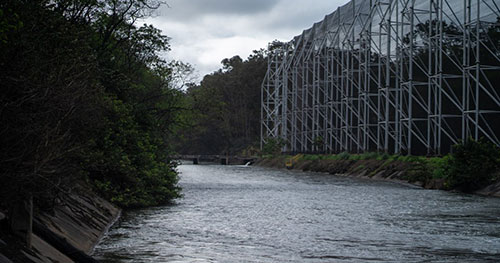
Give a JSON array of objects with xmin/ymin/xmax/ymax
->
[{"xmin": 0, "ymin": 185, "xmax": 120, "ymax": 262}]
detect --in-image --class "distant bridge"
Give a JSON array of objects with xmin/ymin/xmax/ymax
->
[{"xmin": 176, "ymin": 155, "xmax": 255, "ymax": 165}]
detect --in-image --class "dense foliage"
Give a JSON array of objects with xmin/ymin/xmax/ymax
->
[
  {"xmin": 176, "ymin": 51, "xmax": 267, "ymax": 155},
  {"xmin": 405, "ymin": 138, "xmax": 500, "ymax": 191},
  {"xmin": 445, "ymin": 138, "xmax": 500, "ymax": 192},
  {"xmin": 0, "ymin": 0, "xmax": 185, "ymax": 209}
]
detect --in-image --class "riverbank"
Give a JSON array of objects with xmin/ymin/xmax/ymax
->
[
  {"xmin": 255, "ymin": 154, "xmax": 500, "ymax": 197},
  {"xmin": 0, "ymin": 184, "xmax": 120, "ymax": 262}
]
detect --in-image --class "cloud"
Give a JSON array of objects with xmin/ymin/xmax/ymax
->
[
  {"xmin": 157, "ymin": 0, "xmax": 280, "ymax": 20},
  {"xmin": 146, "ymin": 0, "xmax": 350, "ymax": 82}
]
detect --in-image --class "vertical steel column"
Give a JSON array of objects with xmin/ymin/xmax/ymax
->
[{"xmin": 262, "ymin": 0, "xmax": 500, "ymax": 154}]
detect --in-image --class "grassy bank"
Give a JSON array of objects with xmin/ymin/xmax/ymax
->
[{"xmin": 257, "ymin": 139, "xmax": 500, "ymax": 195}]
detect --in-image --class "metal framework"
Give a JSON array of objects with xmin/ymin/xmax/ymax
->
[{"xmin": 261, "ymin": 0, "xmax": 500, "ymax": 155}]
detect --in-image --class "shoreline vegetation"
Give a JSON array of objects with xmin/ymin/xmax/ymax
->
[
  {"xmin": 1, "ymin": 0, "xmax": 186, "ymax": 261},
  {"xmin": 256, "ymin": 138, "xmax": 500, "ymax": 198}
]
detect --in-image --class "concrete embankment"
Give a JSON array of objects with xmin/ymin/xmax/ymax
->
[
  {"xmin": 255, "ymin": 157, "xmax": 500, "ymax": 197},
  {"xmin": 0, "ymin": 185, "xmax": 120, "ymax": 263}
]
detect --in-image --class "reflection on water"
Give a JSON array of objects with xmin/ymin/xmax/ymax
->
[{"xmin": 94, "ymin": 164, "xmax": 500, "ymax": 262}]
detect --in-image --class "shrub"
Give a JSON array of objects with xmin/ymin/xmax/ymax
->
[
  {"xmin": 376, "ymin": 153, "xmax": 391, "ymax": 160},
  {"xmin": 446, "ymin": 138, "xmax": 500, "ymax": 192},
  {"xmin": 427, "ymin": 156, "xmax": 451, "ymax": 179},
  {"xmin": 350, "ymin": 154, "xmax": 361, "ymax": 160},
  {"xmin": 262, "ymin": 138, "xmax": 286, "ymax": 155},
  {"xmin": 302, "ymin": 154, "xmax": 320, "ymax": 161},
  {"xmin": 397, "ymin": 155, "xmax": 412, "ymax": 162},
  {"xmin": 322, "ymin": 154, "xmax": 338, "ymax": 160},
  {"xmin": 407, "ymin": 159, "xmax": 431, "ymax": 184},
  {"xmin": 359, "ymin": 152, "xmax": 379, "ymax": 160},
  {"xmin": 337, "ymin": 152, "xmax": 350, "ymax": 160}
]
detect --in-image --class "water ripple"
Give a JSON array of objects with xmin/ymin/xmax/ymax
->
[{"xmin": 94, "ymin": 164, "xmax": 500, "ymax": 262}]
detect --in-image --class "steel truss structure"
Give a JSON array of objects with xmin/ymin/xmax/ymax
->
[{"xmin": 261, "ymin": 0, "xmax": 500, "ymax": 155}]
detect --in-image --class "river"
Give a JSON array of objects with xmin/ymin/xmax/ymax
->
[{"xmin": 93, "ymin": 163, "xmax": 500, "ymax": 262}]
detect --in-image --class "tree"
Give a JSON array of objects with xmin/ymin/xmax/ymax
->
[
  {"xmin": 0, "ymin": 0, "xmax": 185, "ymax": 209},
  {"xmin": 176, "ymin": 50, "xmax": 267, "ymax": 155}
]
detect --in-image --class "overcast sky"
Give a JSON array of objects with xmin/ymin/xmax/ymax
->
[{"xmin": 143, "ymin": 0, "xmax": 348, "ymax": 81}]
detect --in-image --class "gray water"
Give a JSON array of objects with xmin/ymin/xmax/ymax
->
[{"xmin": 94, "ymin": 164, "xmax": 500, "ymax": 262}]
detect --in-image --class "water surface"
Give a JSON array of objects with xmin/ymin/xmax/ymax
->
[{"xmin": 94, "ymin": 164, "xmax": 500, "ymax": 262}]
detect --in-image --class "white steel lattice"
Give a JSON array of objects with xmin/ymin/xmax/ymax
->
[{"xmin": 261, "ymin": 0, "xmax": 500, "ymax": 155}]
